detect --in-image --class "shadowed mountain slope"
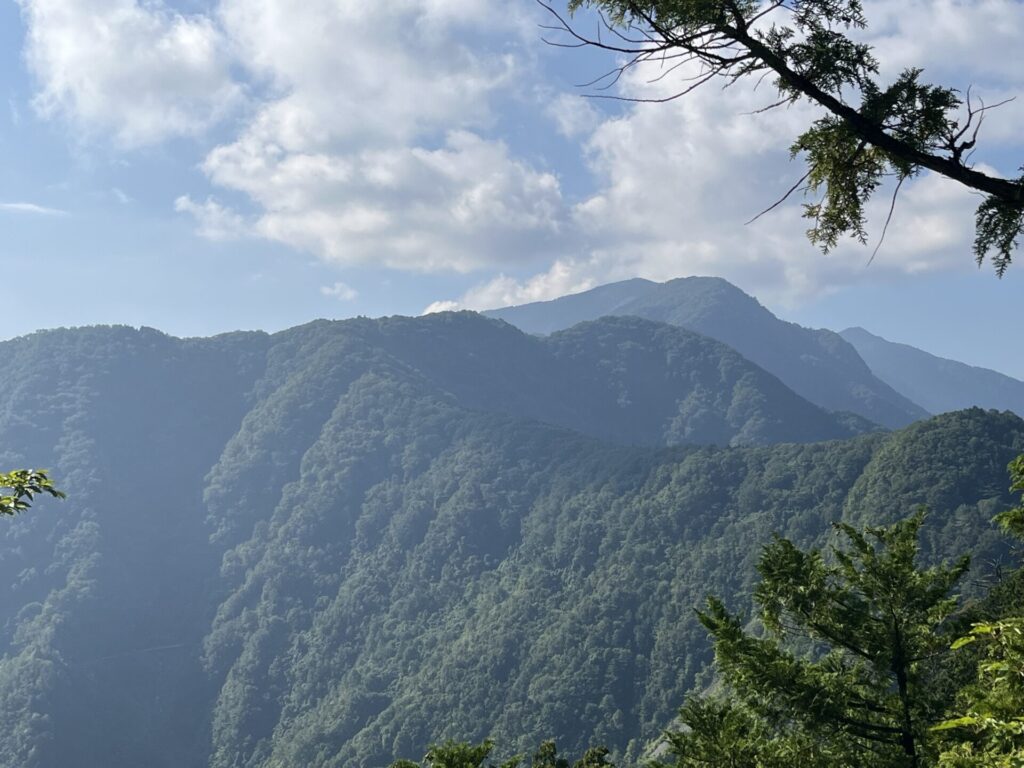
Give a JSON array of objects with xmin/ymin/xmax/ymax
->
[{"xmin": 356, "ymin": 312, "xmax": 872, "ymax": 447}]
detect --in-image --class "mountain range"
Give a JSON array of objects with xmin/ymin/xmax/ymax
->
[
  {"xmin": 484, "ymin": 276, "xmax": 1024, "ymax": 423},
  {"xmin": 0, "ymin": 303, "xmax": 1022, "ymax": 767}
]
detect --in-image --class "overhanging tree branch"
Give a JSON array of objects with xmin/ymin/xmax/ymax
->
[{"xmin": 550, "ymin": 0, "xmax": 1024, "ymax": 273}]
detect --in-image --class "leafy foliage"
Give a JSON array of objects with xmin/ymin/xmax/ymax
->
[
  {"xmin": 932, "ymin": 456, "xmax": 1024, "ymax": 766},
  {"xmin": 664, "ymin": 514, "xmax": 970, "ymax": 766},
  {"xmin": 935, "ymin": 619, "xmax": 1024, "ymax": 767},
  {"xmin": 995, "ymin": 455, "xmax": 1024, "ymax": 540},
  {"xmin": 560, "ymin": 1, "xmax": 1024, "ymax": 272},
  {"xmin": 390, "ymin": 739, "xmax": 615, "ymax": 768},
  {"xmin": 655, "ymin": 697, "xmax": 830, "ymax": 767},
  {"xmin": 0, "ymin": 469, "xmax": 64, "ymax": 516},
  {"xmin": 975, "ymin": 178, "xmax": 1024, "ymax": 277}
]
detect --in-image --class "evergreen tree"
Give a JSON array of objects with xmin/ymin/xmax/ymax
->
[
  {"xmin": 934, "ymin": 456, "xmax": 1024, "ymax": 766},
  {"xmin": 389, "ymin": 740, "xmax": 616, "ymax": 768},
  {"xmin": 664, "ymin": 512, "xmax": 969, "ymax": 767}
]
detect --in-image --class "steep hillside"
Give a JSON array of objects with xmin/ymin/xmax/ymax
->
[
  {"xmin": 0, "ymin": 326, "xmax": 270, "ymax": 768},
  {"xmin": 485, "ymin": 277, "xmax": 929, "ymax": 428},
  {"xmin": 360, "ymin": 313, "xmax": 871, "ymax": 447},
  {"xmin": 841, "ymin": 326, "xmax": 1024, "ymax": 416},
  {"xmin": 196, "ymin": 312, "xmax": 866, "ymax": 453},
  {"xmin": 0, "ymin": 321, "xmax": 1018, "ymax": 768}
]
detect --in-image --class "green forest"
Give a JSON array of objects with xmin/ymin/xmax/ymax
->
[
  {"xmin": 1, "ymin": 0, "xmax": 1023, "ymax": 764},
  {"xmin": 0, "ymin": 315, "xmax": 1021, "ymax": 767}
]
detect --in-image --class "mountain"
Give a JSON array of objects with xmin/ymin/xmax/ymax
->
[
  {"xmin": 841, "ymin": 326, "xmax": 1024, "ymax": 417},
  {"xmin": 484, "ymin": 277, "xmax": 930, "ymax": 428},
  {"xmin": 188, "ymin": 312, "xmax": 867, "ymax": 452},
  {"xmin": 0, "ymin": 319, "xmax": 1020, "ymax": 767}
]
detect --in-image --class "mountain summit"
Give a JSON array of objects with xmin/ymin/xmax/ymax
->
[{"xmin": 484, "ymin": 277, "xmax": 929, "ymax": 428}]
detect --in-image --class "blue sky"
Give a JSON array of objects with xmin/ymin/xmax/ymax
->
[{"xmin": 1, "ymin": 0, "xmax": 1022, "ymax": 378}]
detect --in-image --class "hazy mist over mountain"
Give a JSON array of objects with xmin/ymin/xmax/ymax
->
[{"xmin": 841, "ymin": 326, "xmax": 1024, "ymax": 417}]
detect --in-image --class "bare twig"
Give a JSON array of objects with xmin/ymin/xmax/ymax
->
[
  {"xmin": 867, "ymin": 176, "xmax": 905, "ymax": 266},
  {"xmin": 746, "ymin": 170, "xmax": 812, "ymax": 225}
]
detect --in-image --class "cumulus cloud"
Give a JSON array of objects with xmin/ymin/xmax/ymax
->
[
  {"xmin": 203, "ymin": 129, "xmax": 566, "ymax": 271},
  {"xmin": 191, "ymin": 0, "xmax": 562, "ymax": 270},
  {"xmin": 18, "ymin": 0, "xmax": 1024, "ymax": 305},
  {"xmin": 422, "ymin": 259, "xmax": 599, "ymax": 313},
  {"xmin": 428, "ymin": 137, "xmax": 988, "ymax": 312},
  {"xmin": 18, "ymin": 0, "xmax": 243, "ymax": 147},
  {"xmin": 870, "ymin": 0, "xmax": 1024, "ymax": 85},
  {"xmin": 17, "ymin": 0, "xmax": 571, "ymax": 271},
  {"xmin": 866, "ymin": 0, "xmax": 1024, "ymax": 148},
  {"xmin": 424, "ymin": 0, "xmax": 1024, "ymax": 312},
  {"xmin": 216, "ymin": 0, "xmax": 520, "ymax": 147},
  {"xmin": 462, "ymin": 0, "xmax": 1024, "ymax": 307},
  {"xmin": 545, "ymin": 93, "xmax": 600, "ymax": 138},
  {"xmin": 422, "ymin": 300, "xmax": 461, "ymax": 314}
]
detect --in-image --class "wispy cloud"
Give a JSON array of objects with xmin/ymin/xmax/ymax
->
[
  {"xmin": 0, "ymin": 201, "xmax": 67, "ymax": 216},
  {"xmin": 174, "ymin": 195, "xmax": 246, "ymax": 240},
  {"xmin": 320, "ymin": 281, "xmax": 358, "ymax": 302}
]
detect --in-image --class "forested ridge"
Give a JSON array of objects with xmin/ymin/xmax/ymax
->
[
  {"xmin": 0, "ymin": 316, "xmax": 1020, "ymax": 767},
  {"xmin": 485, "ymin": 277, "xmax": 928, "ymax": 428}
]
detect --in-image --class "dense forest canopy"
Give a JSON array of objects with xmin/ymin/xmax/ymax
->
[{"xmin": 0, "ymin": 317, "xmax": 1020, "ymax": 766}]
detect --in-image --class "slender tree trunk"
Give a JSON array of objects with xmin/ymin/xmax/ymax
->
[{"xmin": 891, "ymin": 625, "xmax": 919, "ymax": 768}]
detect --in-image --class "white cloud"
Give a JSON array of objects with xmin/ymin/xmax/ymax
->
[
  {"xmin": 216, "ymin": 0, "xmax": 518, "ymax": 148},
  {"xmin": 869, "ymin": 0, "xmax": 1024, "ymax": 85},
  {"xmin": 545, "ymin": 93, "xmax": 600, "ymax": 138},
  {"xmin": 422, "ymin": 299, "xmax": 461, "ymax": 314},
  {"xmin": 197, "ymin": 0, "xmax": 561, "ymax": 271},
  {"xmin": 478, "ymin": 0, "xmax": 1024, "ymax": 307},
  {"xmin": 174, "ymin": 195, "xmax": 248, "ymax": 241},
  {"xmin": 16, "ymin": 0, "xmax": 565, "ymax": 273},
  {"xmin": 18, "ymin": 0, "xmax": 243, "ymax": 147},
  {"xmin": 0, "ymin": 201, "xmax": 67, "ymax": 216},
  {"xmin": 203, "ymin": 130, "xmax": 566, "ymax": 272},
  {"xmin": 18, "ymin": 0, "xmax": 1024, "ymax": 303},
  {"xmin": 423, "ymin": 259, "xmax": 600, "ymax": 312},
  {"xmin": 866, "ymin": 0, "xmax": 1024, "ymax": 149},
  {"xmin": 320, "ymin": 281, "xmax": 358, "ymax": 301}
]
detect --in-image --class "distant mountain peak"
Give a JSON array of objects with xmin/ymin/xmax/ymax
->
[
  {"xmin": 840, "ymin": 326, "xmax": 1024, "ymax": 417},
  {"xmin": 485, "ymin": 277, "xmax": 929, "ymax": 428}
]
